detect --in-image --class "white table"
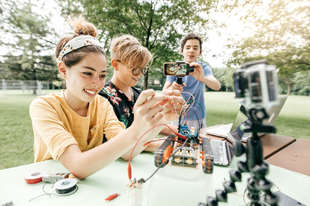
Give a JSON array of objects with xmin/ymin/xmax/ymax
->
[{"xmin": 0, "ymin": 152, "xmax": 309, "ymax": 206}]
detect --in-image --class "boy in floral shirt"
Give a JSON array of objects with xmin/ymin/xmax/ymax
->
[{"xmin": 99, "ymin": 34, "xmax": 178, "ymax": 150}]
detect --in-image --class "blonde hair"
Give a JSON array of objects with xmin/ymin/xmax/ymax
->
[
  {"xmin": 55, "ymin": 16, "xmax": 105, "ymax": 67},
  {"xmin": 110, "ymin": 34, "xmax": 152, "ymax": 69}
]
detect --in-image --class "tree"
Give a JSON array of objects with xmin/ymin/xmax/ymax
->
[
  {"xmin": 291, "ymin": 70, "xmax": 310, "ymax": 96},
  {"xmin": 56, "ymin": 0, "xmax": 221, "ymax": 89},
  {"xmin": 1, "ymin": 0, "xmax": 59, "ymax": 93},
  {"xmin": 225, "ymin": 0, "xmax": 310, "ymax": 95}
]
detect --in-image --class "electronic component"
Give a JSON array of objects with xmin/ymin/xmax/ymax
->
[
  {"xmin": 42, "ymin": 172, "xmax": 72, "ymax": 183},
  {"xmin": 105, "ymin": 193, "xmax": 120, "ymax": 201},
  {"xmin": 24, "ymin": 171, "xmax": 46, "ymax": 184},
  {"xmin": 154, "ymin": 135, "xmax": 175, "ymax": 167},
  {"xmin": 178, "ymin": 125, "xmax": 199, "ymax": 144},
  {"xmin": 154, "ymin": 128, "xmax": 214, "ymax": 174},
  {"xmin": 1, "ymin": 201, "xmax": 13, "ymax": 206},
  {"xmin": 171, "ymin": 146, "xmax": 197, "ymax": 168},
  {"xmin": 127, "ymin": 179, "xmax": 143, "ymax": 206},
  {"xmin": 200, "ymin": 138, "xmax": 214, "ymax": 174}
]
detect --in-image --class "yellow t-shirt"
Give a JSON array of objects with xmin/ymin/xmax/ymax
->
[{"xmin": 29, "ymin": 91, "xmax": 125, "ymax": 162}]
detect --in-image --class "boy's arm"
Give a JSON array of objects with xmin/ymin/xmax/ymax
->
[
  {"xmin": 202, "ymin": 75, "xmax": 221, "ymax": 91},
  {"xmin": 189, "ymin": 62, "xmax": 221, "ymax": 91}
]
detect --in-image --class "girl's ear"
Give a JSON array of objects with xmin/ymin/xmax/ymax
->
[
  {"xmin": 111, "ymin": 59, "xmax": 119, "ymax": 71},
  {"xmin": 58, "ymin": 61, "xmax": 67, "ymax": 79}
]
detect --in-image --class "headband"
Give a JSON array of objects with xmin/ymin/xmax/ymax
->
[{"xmin": 57, "ymin": 35, "xmax": 104, "ymax": 62}]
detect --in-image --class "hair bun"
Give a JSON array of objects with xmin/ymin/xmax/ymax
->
[{"xmin": 69, "ymin": 15, "xmax": 98, "ymax": 38}]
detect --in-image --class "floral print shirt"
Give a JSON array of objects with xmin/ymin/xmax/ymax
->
[{"xmin": 99, "ymin": 81, "xmax": 141, "ymax": 129}]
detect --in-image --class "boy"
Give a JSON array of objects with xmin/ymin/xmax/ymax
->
[
  {"xmin": 99, "ymin": 34, "xmax": 179, "ymax": 151},
  {"xmin": 163, "ymin": 33, "xmax": 221, "ymax": 131}
]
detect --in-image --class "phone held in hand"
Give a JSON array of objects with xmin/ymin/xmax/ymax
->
[{"xmin": 163, "ymin": 61, "xmax": 194, "ymax": 76}]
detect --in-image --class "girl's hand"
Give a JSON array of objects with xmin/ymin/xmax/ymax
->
[
  {"xmin": 156, "ymin": 90, "xmax": 185, "ymax": 123},
  {"xmin": 131, "ymin": 89, "xmax": 168, "ymax": 132}
]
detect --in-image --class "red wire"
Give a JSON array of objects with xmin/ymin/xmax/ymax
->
[{"xmin": 127, "ymin": 123, "xmax": 187, "ymax": 183}]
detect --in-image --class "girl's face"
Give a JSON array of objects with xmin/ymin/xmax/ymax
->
[{"xmin": 61, "ymin": 52, "xmax": 107, "ymax": 108}]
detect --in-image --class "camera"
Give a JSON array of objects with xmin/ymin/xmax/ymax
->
[
  {"xmin": 233, "ymin": 59, "xmax": 280, "ymax": 111},
  {"xmin": 163, "ymin": 61, "xmax": 194, "ymax": 76}
]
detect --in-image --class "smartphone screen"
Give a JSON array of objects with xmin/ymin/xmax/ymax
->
[{"xmin": 163, "ymin": 63, "xmax": 190, "ymax": 76}]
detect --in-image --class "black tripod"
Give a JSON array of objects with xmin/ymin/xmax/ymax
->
[{"xmin": 203, "ymin": 106, "xmax": 279, "ymax": 206}]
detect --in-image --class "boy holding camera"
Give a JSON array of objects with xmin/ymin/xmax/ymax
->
[{"xmin": 163, "ymin": 33, "xmax": 221, "ymax": 131}]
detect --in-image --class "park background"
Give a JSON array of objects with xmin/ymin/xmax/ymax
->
[{"xmin": 0, "ymin": 0, "xmax": 309, "ymax": 169}]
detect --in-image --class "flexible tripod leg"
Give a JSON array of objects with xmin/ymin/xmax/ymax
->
[
  {"xmin": 204, "ymin": 134, "xmax": 279, "ymax": 206},
  {"xmin": 244, "ymin": 133, "xmax": 279, "ymax": 205}
]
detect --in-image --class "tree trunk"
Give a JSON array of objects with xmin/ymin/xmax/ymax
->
[
  {"xmin": 143, "ymin": 73, "xmax": 149, "ymax": 90},
  {"xmin": 32, "ymin": 80, "xmax": 37, "ymax": 95},
  {"xmin": 287, "ymin": 83, "xmax": 291, "ymax": 95}
]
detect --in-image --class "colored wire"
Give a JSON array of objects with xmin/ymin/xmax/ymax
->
[
  {"xmin": 127, "ymin": 91, "xmax": 198, "ymax": 185},
  {"xmin": 243, "ymin": 187, "xmax": 248, "ymax": 204},
  {"xmin": 161, "ymin": 91, "xmax": 178, "ymax": 115},
  {"xmin": 143, "ymin": 137, "xmax": 184, "ymax": 146},
  {"xmin": 178, "ymin": 99, "xmax": 194, "ymax": 127},
  {"xmin": 127, "ymin": 123, "xmax": 187, "ymax": 183},
  {"xmin": 190, "ymin": 107, "xmax": 202, "ymax": 130},
  {"xmin": 194, "ymin": 100, "xmax": 204, "ymax": 119},
  {"xmin": 142, "ymin": 138, "xmax": 189, "ymax": 183},
  {"xmin": 29, "ymin": 182, "xmax": 78, "ymax": 201}
]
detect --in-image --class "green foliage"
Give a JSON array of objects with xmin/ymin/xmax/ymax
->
[
  {"xmin": 1, "ymin": 0, "xmax": 59, "ymax": 82},
  {"xmin": 225, "ymin": 0, "xmax": 310, "ymax": 95},
  {"xmin": 291, "ymin": 70, "xmax": 310, "ymax": 96},
  {"xmin": 56, "ymin": 0, "xmax": 220, "ymax": 89},
  {"xmin": 212, "ymin": 67, "xmax": 235, "ymax": 92}
]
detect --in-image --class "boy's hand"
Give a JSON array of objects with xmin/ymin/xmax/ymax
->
[
  {"xmin": 189, "ymin": 62, "xmax": 205, "ymax": 82},
  {"xmin": 170, "ymin": 81, "xmax": 186, "ymax": 92}
]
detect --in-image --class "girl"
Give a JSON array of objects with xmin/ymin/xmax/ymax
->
[{"xmin": 29, "ymin": 17, "xmax": 184, "ymax": 179}]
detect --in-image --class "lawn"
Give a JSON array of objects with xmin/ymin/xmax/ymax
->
[
  {"xmin": 0, "ymin": 91, "xmax": 309, "ymax": 170},
  {"xmin": 205, "ymin": 92, "xmax": 310, "ymax": 140}
]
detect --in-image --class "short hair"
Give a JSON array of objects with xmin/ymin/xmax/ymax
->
[
  {"xmin": 181, "ymin": 33, "xmax": 203, "ymax": 52},
  {"xmin": 110, "ymin": 34, "xmax": 152, "ymax": 69},
  {"xmin": 55, "ymin": 16, "xmax": 106, "ymax": 67}
]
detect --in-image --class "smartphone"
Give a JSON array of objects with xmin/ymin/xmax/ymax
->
[{"xmin": 163, "ymin": 62, "xmax": 194, "ymax": 76}]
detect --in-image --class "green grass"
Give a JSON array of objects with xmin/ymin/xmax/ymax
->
[
  {"xmin": 0, "ymin": 90, "xmax": 60, "ymax": 170},
  {"xmin": 0, "ymin": 95, "xmax": 36, "ymax": 169},
  {"xmin": 0, "ymin": 91, "xmax": 309, "ymax": 169},
  {"xmin": 205, "ymin": 92, "xmax": 310, "ymax": 140}
]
